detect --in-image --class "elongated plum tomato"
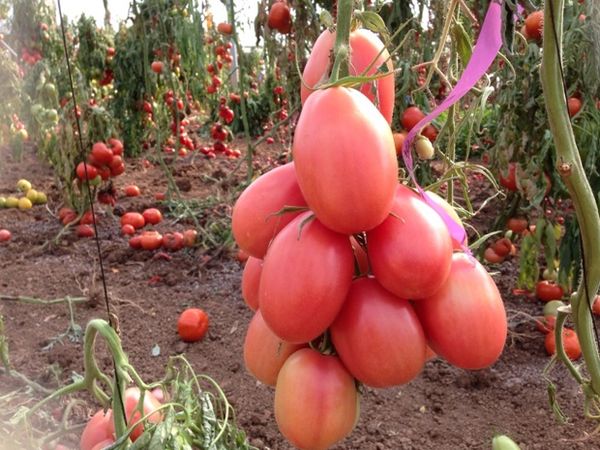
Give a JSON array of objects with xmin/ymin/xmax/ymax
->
[
  {"xmin": 243, "ymin": 309, "xmax": 304, "ymax": 386},
  {"xmin": 80, "ymin": 409, "xmax": 114, "ymax": 450},
  {"xmin": 241, "ymin": 256, "xmax": 262, "ymax": 311},
  {"xmin": 301, "ymin": 29, "xmax": 395, "ymax": 124},
  {"xmin": 293, "ymin": 88, "xmax": 397, "ymax": 234},
  {"xmin": 259, "ymin": 212, "xmax": 354, "ymax": 343},
  {"xmin": 414, "ymin": 253, "xmax": 507, "ymax": 369},
  {"xmin": 368, "ymin": 185, "xmax": 453, "ymax": 299},
  {"xmin": 275, "ymin": 348, "xmax": 359, "ymax": 450},
  {"xmin": 232, "ymin": 162, "xmax": 306, "ymax": 259},
  {"xmin": 123, "ymin": 387, "xmax": 163, "ymax": 441},
  {"xmin": 330, "ymin": 277, "xmax": 426, "ymax": 387}
]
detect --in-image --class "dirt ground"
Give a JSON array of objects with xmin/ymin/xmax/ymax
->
[{"xmin": 0, "ymin": 141, "xmax": 598, "ymax": 450}]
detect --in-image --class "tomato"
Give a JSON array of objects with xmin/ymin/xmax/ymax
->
[
  {"xmin": 121, "ymin": 224, "xmax": 135, "ymax": 236},
  {"xmin": 109, "ymin": 155, "xmax": 125, "ymax": 177},
  {"xmin": 123, "ymin": 387, "xmax": 162, "ymax": 441},
  {"xmin": 415, "ymin": 136, "xmax": 435, "ymax": 160},
  {"xmin": 177, "ymin": 308, "xmax": 209, "ymax": 342},
  {"xmin": 76, "ymin": 162, "xmax": 98, "ymax": 181},
  {"xmin": 121, "ymin": 212, "xmax": 145, "ymax": 229},
  {"xmin": 182, "ymin": 229, "xmax": 197, "ymax": 247},
  {"xmin": 330, "ymin": 277, "xmax": 426, "ymax": 387},
  {"xmin": 506, "ymin": 217, "xmax": 528, "ymax": 234},
  {"xmin": 525, "ymin": 10, "xmax": 544, "ymax": 41},
  {"xmin": 368, "ymin": 185, "xmax": 453, "ymax": 299},
  {"xmin": 80, "ymin": 409, "xmax": 114, "ymax": 450},
  {"xmin": 267, "ymin": 1, "xmax": 291, "ymax": 34},
  {"xmin": 422, "ymin": 124, "xmax": 439, "ymax": 142},
  {"xmin": 491, "ymin": 237, "xmax": 513, "ymax": 257},
  {"xmin": 484, "ymin": 247, "xmax": 504, "ymax": 264},
  {"xmin": 535, "ymin": 315, "xmax": 556, "ymax": 334},
  {"xmin": 77, "ymin": 224, "xmax": 95, "ymax": 238},
  {"xmin": 90, "ymin": 142, "xmax": 113, "ymax": 166},
  {"xmin": 162, "ymin": 232, "xmax": 184, "ymax": 251},
  {"xmin": 293, "ymin": 88, "xmax": 397, "ymax": 234},
  {"xmin": 568, "ymin": 97, "xmax": 582, "ymax": 117},
  {"xmin": 124, "ymin": 185, "xmax": 141, "ymax": 197},
  {"xmin": 0, "ymin": 229, "xmax": 12, "ymax": 242},
  {"xmin": 350, "ymin": 236, "xmax": 369, "ymax": 275},
  {"xmin": 232, "ymin": 162, "xmax": 307, "ymax": 259},
  {"xmin": 274, "ymin": 348, "xmax": 358, "ymax": 450},
  {"xmin": 499, "ymin": 162, "xmax": 518, "ymax": 192},
  {"xmin": 393, "ymin": 132, "xmax": 406, "ymax": 155},
  {"xmin": 142, "ymin": 208, "xmax": 162, "ymax": 225},
  {"xmin": 129, "ymin": 235, "xmax": 142, "ymax": 249},
  {"xmin": 492, "ymin": 435, "xmax": 521, "ymax": 450},
  {"xmin": 108, "ymin": 138, "xmax": 124, "ymax": 156},
  {"xmin": 424, "ymin": 191, "xmax": 467, "ymax": 249},
  {"xmin": 300, "ymin": 29, "xmax": 395, "ymax": 123},
  {"xmin": 259, "ymin": 213, "xmax": 354, "ymax": 343},
  {"xmin": 151, "ymin": 61, "xmax": 163, "ymax": 74},
  {"xmin": 217, "ymin": 22, "xmax": 233, "ymax": 35},
  {"xmin": 593, "ymin": 295, "xmax": 600, "ymax": 315},
  {"xmin": 140, "ymin": 231, "xmax": 162, "ymax": 250},
  {"xmin": 401, "ymin": 106, "xmax": 426, "ymax": 131},
  {"xmin": 243, "ymin": 310, "xmax": 304, "ymax": 386},
  {"xmin": 414, "ymin": 253, "xmax": 507, "ymax": 369},
  {"xmin": 545, "ymin": 328, "xmax": 581, "ymax": 360},
  {"xmin": 241, "ymin": 256, "xmax": 262, "ymax": 311},
  {"xmin": 90, "ymin": 439, "xmax": 115, "ymax": 450},
  {"xmin": 535, "ymin": 280, "xmax": 564, "ymax": 302}
]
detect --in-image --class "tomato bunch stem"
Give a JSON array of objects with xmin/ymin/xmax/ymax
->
[
  {"xmin": 541, "ymin": 0, "xmax": 600, "ymax": 402},
  {"xmin": 329, "ymin": 0, "xmax": 353, "ymax": 82}
]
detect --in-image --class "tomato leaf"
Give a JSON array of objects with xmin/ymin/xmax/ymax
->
[
  {"xmin": 518, "ymin": 232, "xmax": 540, "ymax": 290},
  {"xmin": 451, "ymin": 22, "xmax": 472, "ymax": 65},
  {"xmin": 355, "ymin": 11, "xmax": 389, "ymax": 40}
]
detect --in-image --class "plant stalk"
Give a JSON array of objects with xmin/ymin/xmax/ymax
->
[{"xmin": 329, "ymin": 0, "xmax": 353, "ymax": 82}]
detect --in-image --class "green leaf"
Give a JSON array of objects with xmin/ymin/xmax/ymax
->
[
  {"xmin": 518, "ymin": 233, "xmax": 540, "ymax": 290},
  {"xmin": 451, "ymin": 22, "xmax": 472, "ymax": 65},
  {"xmin": 320, "ymin": 10, "xmax": 334, "ymax": 29},
  {"xmin": 355, "ymin": 11, "xmax": 389, "ymax": 39}
]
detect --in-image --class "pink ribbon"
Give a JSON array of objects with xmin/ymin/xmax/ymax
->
[{"xmin": 402, "ymin": 0, "xmax": 504, "ymax": 249}]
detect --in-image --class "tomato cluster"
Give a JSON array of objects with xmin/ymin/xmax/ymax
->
[
  {"xmin": 233, "ymin": 27, "xmax": 508, "ymax": 449},
  {"xmin": 75, "ymin": 139, "xmax": 126, "ymax": 191}
]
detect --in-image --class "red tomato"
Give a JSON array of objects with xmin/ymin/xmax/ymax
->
[
  {"xmin": 568, "ymin": 97, "xmax": 582, "ymax": 117},
  {"xmin": 232, "ymin": 162, "xmax": 307, "ymax": 259},
  {"xmin": 124, "ymin": 185, "xmax": 141, "ymax": 197},
  {"xmin": 177, "ymin": 308, "xmax": 209, "ymax": 342},
  {"xmin": 368, "ymin": 185, "xmax": 453, "ymax": 299},
  {"xmin": 525, "ymin": 10, "xmax": 544, "ymax": 41},
  {"xmin": 545, "ymin": 328, "xmax": 581, "ymax": 360},
  {"xmin": 491, "ymin": 237, "xmax": 513, "ymax": 257},
  {"xmin": 151, "ymin": 61, "xmax": 163, "ymax": 73},
  {"xmin": 259, "ymin": 212, "xmax": 354, "ymax": 343},
  {"xmin": 142, "ymin": 208, "xmax": 162, "ymax": 225},
  {"xmin": 182, "ymin": 229, "xmax": 197, "ymax": 247},
  {"xmin": 80, "ymin": 211, "xmax": 97, "ymax": 225},
  {"xmin": 535, "ymin": 280, "xmax": 564, "ymax": 302},
  {"xmin": 241, "ymin": 256, "xmax": 262, "ymax": 311},
  {"xmin": 422, "ymin": 124, "xmax": 439, "ymax": 142},
  {"xmin": 293, "ymin": 87, "xmax": 397, "ymax": 234},
  {"xmin": 267, "ymin": 1, "xmax": 291, "ymax": 34},
  {"xmin": 506, "ymin": 217, "xmax": 528, "ymax": 234},
  {"xmin": 121, "ymin": 212, "xmax": 145, "ymax": 229},
  {"xmin": 79, "ymin": 409, "xmax": 114, "ymax": 450},
  {"xmin": 300, "ymin": 29, "xmax": 395, "ymax": 123},
  {"xmin": 400, "ymin": 106, "xmax": 426, "ymax": 131},
  {"xmin": 129, "ymin": 235, "xmax": 142, "ymax": 249},
  {"xmin": 535, "ymin": 315, "xmax": 556, "ymax": 334},
  {"xmin": 90, "ymin": 142, "xmax": 113, "ymax": 166},
  {"xmin": 484, "ymin": 247, "xmax": 504, "ymax": 264},
  {"xmin": 499, "ymin": 162, "xmax": 518, "ymax": 192},
  {"xmin": 393, "ymin": 132, "xmax": 406, "ymax": 155},
  {"xmin": 593, "ymin": 295, "xmax": 600, "ymax": 316},
  {"xmin": 109, "ymin": 155, "xmax": 125, "ymax": 177},
  {"xmin": 274, "ymin": 348, "xmax": 358, "ymax": 450},
  {"xmin": 243, "ymin": 310, "xmax": 304, "ymax": 386},
  {"xmin": 108, "ymin": 138, "xmax": 124, "ymax": 156},
  {"xmin": 162, "ymin": 232, "xmax": 184, "ymax": 251},
  {"xmin": 123, "ymin": 387, "xmax": 163, "ymax": 441},
  {"xmin": 77, "ymin": 224, "xmax": 95, "ymax": 238},
  {"xmin": 217, "ymin": 22, "xmax": 233, "ymax": 35},
  {"xmin": 330, "ymin": 277, "xmax": 426, "ymax": 387},
  {"xmin": 414, "ymin": 253, "xmax": 507, "ymax": 369},
  {"xmin": 76, "ymin": 162, "xmax": 98, "ymax": 181},
  {"xmin": 121, "ymin": 224, "xmax": 135, "ymax": 236},
  {"xmin": 0, "ymin": 229, "xmax": 12, "ymax": 242},
  {"xmin": 140, "ymin": 231, "xmax": 162, "ymax": 250}
]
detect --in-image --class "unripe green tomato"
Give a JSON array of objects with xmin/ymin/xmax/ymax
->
[
  {"xmin": 0, "ymin": 196, "xmax": 6, "ymax": 208},
  {"xmin": 30, "ymin": 103, "xmax": 43, "ymax": 117},
  {"xmin": 543, "ymin": 268, "xmax": 557, "ymax": 281},
  {"xmin": 35, "ymin": 191, "xmax": 48, "ymax": 204},
  {"xmin": 43, "ymin": 83, "xmax": 56, "ymax": 97},
  {"xmin": 45, "ymin": 109, "xmax": 59, "ymax": 123},
  {"xmin": 17, "ymin": 179, "xmax": 32, "ymax": 192},
  {"xmin": 543, "ymin": 300, "xmax": 566, "ymax": 317},
  {"xmin": 415, "ymin": 136, "xmax": 435, "ymax": 160},
  {"xmin": 492, "ymin": 435, "xmax": 521, "ymax": 450}
]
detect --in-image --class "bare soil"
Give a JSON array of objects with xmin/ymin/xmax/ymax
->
[{"xmin": 0, "ymin": 141, "xmax": 597, "ymax": 450}]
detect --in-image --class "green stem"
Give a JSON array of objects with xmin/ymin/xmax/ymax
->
[
  {"xmin": 329, "ymin": 0, "xmax": 353, "ymax": 83},
  {"xmin": 541, "ymin": 0, "xmax": 600, "ymax": 395}
]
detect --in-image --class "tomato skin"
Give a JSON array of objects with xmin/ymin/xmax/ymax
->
[
  {"xmin": 123, "ymin": 387, "xmax": 163, "ymax": 441},
  {"xmin": 300, "ymin": 29, "xmax": 395, "ymax": 123},
  {"xmin": 330, "ymin": 277, "xmax": 426, "ymax": 387},
  {"xmin": 293, "ymin": 87, "xmax": 397, "ymax": 234},
  {"xmin": 90, "ymin": 142, "xmax": 113, "ymax": 166},
  {"xmin": 393, "ymin": 132, "xmax": 406, "ymax": 156},
  {"xmin": 79, "ymin": 409, "xmax": 114, "ymax": 450},
  {"xmin": 593, "ymin": 295, "xmax": 600, "ymax": 316},
  {"xmin": 400, "ymin": 106, "xmax": 426, "ymax": 131},
  {"xmin": 129, "ymin": 235, "xmax": 142, "ymax": 249},
  {"xmin": 267, "ymin": 2, "xmax": 291, "ymax": 34},
  {"xmin": 108, "ymin": 138, "xmax": 124, "ymax": 156},
  {"xmin": 414, "ymin": 253, "xmax": 507, "ymax": 370},
  {"xmin": 182, "ymin": 229, "xmax": 197, "ymax": 247},
  {"xmin": 259, "ymin": 213, "xmax": 354, "ymax": 343},
  {"xmin": 177, "ymin": 308, "xmax": 209, "ymax": 342},
  {"xmin": 568, "ymin": 97, "xmax": 582, "ymax": 117},
  {"xmin": 121, "ymin": 224, "xmax": 135, "ymax": 236},
  {"xmin": 368, "ymin": 185, "xmax": 453, "ymax": 300},
  {"xmin": 0, "ymin": 229, "xmax": 12, "ymax": 242},
  {"xmin": 243, "ymin": 310, "xmax": 304, "ymax": 386},
  {"xmin": 232, "ymin": 162, "xmax": 307, "ymax": 259},
  {"xmin": 545, "ymin": 328, "xmax": 581, "ymax": 360},
  {"xmin": 491, "ymin": 237, "xmax": 513, "ymax": 257},
  {"xmin": 140, "ymin": 231, "xmax": 163, "ymax": 250},
  {"xmin": 535, "ymin": 280, "xmax": 564, "ymax": 302},
  {"xmin": 142, "ymin": 208, "xmax": 162, "ymax": 225},
  {"xmin": 121, "ymin": 212, "xmax": 145, "ymax": 229},
  {"xmin": 499, "ymin": 162, "xmax": 518, "ymax": 192},
  {"xmin": 241, "ymin": 256, "xmax": 262, "ymax": 311},
  {"xmin": 506, "ymin": 217, "xmax": 528, "ymax": 234},
  {"xmin": 77, "ymin": 224, "xmax": 95, "ymax": 238},
  {"xmin": 151, "ymin": 61, "xmax": 163, "ymax": 73},
  {"xmin": 525, "ymin": 11, "xmax": 544, "ymax": 41},
  {"xmin": 124, "ymin": 185, "xmax": 141, "ymax": 197},
  {"xmin": 274, "ymin": 348, "xmax": 359, "ymax": 450}
]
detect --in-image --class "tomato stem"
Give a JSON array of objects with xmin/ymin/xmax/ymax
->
[
  {"xmin": 329, "ymin": 0, "xmax": 353, "ymax": 83},
  {"xmin": 541, "ymin": 0, "xmax": 600, "ymax": 396}
]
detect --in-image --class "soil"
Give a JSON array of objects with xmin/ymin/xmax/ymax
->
[{"xmin": 0, "ymin": 141, "xmax": 597, "ymax": 450}]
